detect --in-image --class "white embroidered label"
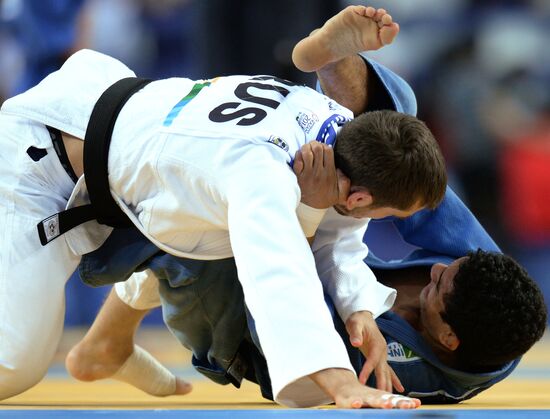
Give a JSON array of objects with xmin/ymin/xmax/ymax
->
[
  {"xmin": 387, "ymin": 342, "xmax": 421, "ymax": 362},
  {"xmin": 296, "ymin": 111, "xmax": 319, "ymax": 134},
  {"xmin": 267, "ymin": 135, "xmax": 289, "ymax": 152},
  {"xmin": 42, "ymin": 214, "xmax": 60, "ymax": 242}
]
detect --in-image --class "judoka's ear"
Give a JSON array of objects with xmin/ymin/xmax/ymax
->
[
  {"xmin": 439, "ymin": 328, "xmax": 459, "ymax": 352},
  {"xmin": 335, "ymin": 169, "xmax": 351, "ymax": 206},
  {"xmin": 346, "ymin": 187, "xmax": 373, "ymax": 210}
]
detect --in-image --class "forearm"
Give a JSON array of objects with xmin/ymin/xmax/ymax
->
[
  {"xmin": 317, "ymin": 55, "xmax": 369, "ymax": 116},
  {"xmin": 226, "ymin": 169, "xmax": 354, "ymax": 406},
  {"xmin": 313, "ymin": 209, "xmax": 396, "ymax": 321},
  {"xmin": 322, "ymin": 258, "xmax": 396, "ymax": 322}
]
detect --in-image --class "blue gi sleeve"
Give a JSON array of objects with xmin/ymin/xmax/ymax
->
[
  {"xmin": 316, "ymin": 55, "xmax": 417, "ymax": 116},
  {"xmin": 387, "ymin": 186, "xmax": 501, "ymax": 259},
  {"xmin": 359, "ymin": 55, "xmax": 417, "ymax": 116}
]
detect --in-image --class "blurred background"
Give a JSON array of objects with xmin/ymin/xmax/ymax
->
[{"xmin": 0, "ymin": 0, "xmax": 549, "ymax": 326}]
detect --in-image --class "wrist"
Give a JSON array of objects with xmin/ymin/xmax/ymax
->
[
  {"xmin": 345, "ymin": 309, "xmax": 374, "ymax": 324},
  {"xmin": 297, "ymin": 203, "xmax": 327, "ymax": 237}
]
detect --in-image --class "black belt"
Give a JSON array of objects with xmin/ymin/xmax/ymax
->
[{"xmin": 37, "ymin": 77, "xmax": 152, "ymax": 246}]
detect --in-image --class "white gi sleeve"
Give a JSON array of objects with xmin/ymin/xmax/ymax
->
[
  {"xmin": 115, "ymin": 270, "xmax": 162, "ymax": 310},
  {"xmin": 223, "ymin": 151, "xmax": 354, "ymax": 407},
  {"xmin": 312, "ymin": 208, "xmax": 396, "ymax": 322}
]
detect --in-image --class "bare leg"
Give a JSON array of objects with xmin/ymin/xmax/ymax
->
[
  {"xmin": 66, "ymin": 288, "xmax": 192, "ymax": 396},
  {"xmin": 292, "ymin": 6, "xmax": 400, "ymax": 115}
]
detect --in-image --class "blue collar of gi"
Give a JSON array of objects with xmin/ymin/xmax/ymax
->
[
  {"xmin": 316, "ymin": 113, "xmax": 349, "ymax": 146},
  {"xmin": 378, "ymin": 311, "xmax": 520, "ymax": 387},
  {"xmin": 289, "ymin": 113, "xmax": 350, "ymax": 167}
]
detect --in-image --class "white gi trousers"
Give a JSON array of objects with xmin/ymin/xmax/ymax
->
[{"xmin": 0, "ymin": 114, "xmax": 80, "ymax": 398}]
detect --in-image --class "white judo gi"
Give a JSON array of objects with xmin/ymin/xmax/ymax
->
[{"xmin": 0, "ymin": 50, "xmax": 395, "ymax": 406}]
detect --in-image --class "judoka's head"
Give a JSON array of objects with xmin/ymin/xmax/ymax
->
[
  {"xmin": 420, "ymin": 250, "xmax": 547, "ymax": 372},
  {"xmin": 332, "ymin": 110, "xmax": 446, "ymax": 219}
]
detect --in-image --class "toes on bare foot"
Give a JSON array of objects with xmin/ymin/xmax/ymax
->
[
  {"xmin": 350, "ymin": 5, "xmax": 366, "ymax": 16},
  {"xmin": 382, "ymin": 14, "xmax": 393, "ymax": 25},
  {"xmin": 364, "ymin": 6, "xmax": 376, "ymax": 17},
  {"xmin": 380, "ymin": 23, "xmax": 400, "ymax": 45}
]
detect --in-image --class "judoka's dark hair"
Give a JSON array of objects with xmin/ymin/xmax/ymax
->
[
  {"xmin": 334, "ymin": 110, "xmax": 446, "ymax": 210},
  {"xmin": 441, "ymin": 250, "xmax": 547, "ymax": 372}
]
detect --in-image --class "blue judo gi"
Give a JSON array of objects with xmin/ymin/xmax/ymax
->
[{"xmin": 77, "ymin": 58, "xmax": 519, "ymax": 403}]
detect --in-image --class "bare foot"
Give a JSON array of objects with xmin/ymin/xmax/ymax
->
[
  {"xmin": 292, "ymin": 5, "xmax": 400, "ymax": 72},
  {"xmin": 66, "ymin": 339, "xmax": 191, "ymax": 396},
  {"xmin": 65, "ymin": 336, "xmax": 133, "ymax": 382}
]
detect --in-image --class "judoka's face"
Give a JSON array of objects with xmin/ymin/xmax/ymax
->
[{"xmin": 419, "ymin": 257, "xmax": 465, "ymax": 351}]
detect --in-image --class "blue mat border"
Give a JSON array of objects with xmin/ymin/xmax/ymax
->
[{"xmin": 0, "ymin": 410, "xmax": 549, "ymax": 419}]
